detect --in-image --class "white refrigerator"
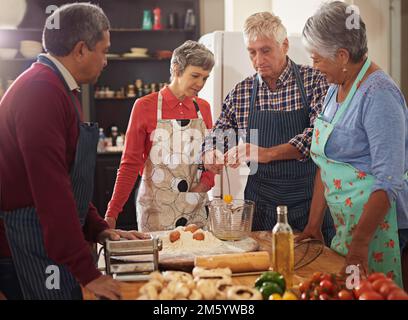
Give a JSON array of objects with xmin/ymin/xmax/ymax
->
[{"xmin": 199, "ymin": 31, "xmax": 311, "ymax": 200}]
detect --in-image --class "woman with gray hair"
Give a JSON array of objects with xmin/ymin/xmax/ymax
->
[
  {"xmin": 298, "ymin": 1, "xmax": 408, "ymax": 288},
  {"xmin": 105, "ymin": 40, "xmax": 216, "ymax": 232}
]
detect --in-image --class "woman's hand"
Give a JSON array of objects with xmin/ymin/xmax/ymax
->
[
  {"xmin": 202, "ymin": 149, "xmax": 224, "ymax": 174},
  {"xmin": 295, "ymin": 224, "xmax": 325, "ymax": 244},
  {"xmin": 340, "ymin": 240, "xmax": 369, "ymax": 277},
  {"xmin": 104, "ymin": 216, "xmax": 117, "ymax": 229},
  {"xmin": 189, "ymin": 182, "xmax": 210, "ymax": 193}
]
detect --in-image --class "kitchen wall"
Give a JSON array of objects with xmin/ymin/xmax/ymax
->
[
  {"xmin": 219, "ymin": 0, "xmax": 395, "ymax": 75},
  {"xmin": 200, "ymin": 0, "xmax": 224, "ymax": 35}
]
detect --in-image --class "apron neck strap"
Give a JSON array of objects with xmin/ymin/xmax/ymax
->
[
  {"xmin": 157, "ymin": 91, "xmax": 164, "ymax": 120},
  {"xmin": 37, "ymin": 55, "xmax": 82, "ymax": 122},
  {"xmin": 332, "ymin": 58, "xmax": 371, "ymax": 125}
]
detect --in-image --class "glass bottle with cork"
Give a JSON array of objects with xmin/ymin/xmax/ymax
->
[{"xmin": 271, "ymin": 205, "xmax": 294, "ymax": 288}]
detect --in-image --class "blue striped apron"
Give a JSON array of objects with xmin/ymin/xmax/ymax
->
[
  {"xmin": 0, "ymin": 55, "xmax": 99, "ymax": 299},
  {"xmin": 245, "ymin": 60, "xmax": 335, "ymax": 244}
]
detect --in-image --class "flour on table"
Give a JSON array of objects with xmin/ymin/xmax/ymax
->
[{"xmin": 160, "ymin": 227, "xmax": 244, "ymax": 256}]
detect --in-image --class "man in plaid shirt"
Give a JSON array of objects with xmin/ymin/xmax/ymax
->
[{"xmin": 203, "ymin": 12, "xmax": 335, "ymax": 244}]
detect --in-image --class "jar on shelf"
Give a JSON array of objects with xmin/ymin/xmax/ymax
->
[{"xmin": 127, "ymin": 84, "xmax": 136, "ymax": 98}]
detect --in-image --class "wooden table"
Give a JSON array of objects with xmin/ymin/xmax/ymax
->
[{"xmin": 82, "ymin": 231, "xmax": 345, "ymax": 300}]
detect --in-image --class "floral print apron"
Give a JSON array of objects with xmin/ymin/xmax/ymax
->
[{"xmin": 311, "ymin": 58, "xmax": 405, "ymax": 286}]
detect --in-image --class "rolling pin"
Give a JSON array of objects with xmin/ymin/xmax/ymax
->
[{"xmin": 194, "ymin": 251, "xmax": 271, "ymax": 273}]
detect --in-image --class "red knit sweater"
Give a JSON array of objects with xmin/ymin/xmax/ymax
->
[{"xmin": 0, "ymin": 62, "xmax": 108, "ymax": 286}]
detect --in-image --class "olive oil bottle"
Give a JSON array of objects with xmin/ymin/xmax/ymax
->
[{"xmin": 272, "ymin": 205, "xmax": 294, "ymax": 288}]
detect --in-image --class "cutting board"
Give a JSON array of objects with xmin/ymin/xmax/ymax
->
[{"xmin": 113, "ymin": 231, "xmax": 260, "ymax": 272}]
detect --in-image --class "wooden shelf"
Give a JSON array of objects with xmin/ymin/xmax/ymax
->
[
  {"xmin": 107, "ymin": 57, "xmax": 170, "ymax": 61},
  {"xmin": 110, "ymin": 28, "xmax": 194, "ymax": 33},
  {"xmin": 0, "ymin": 28, "xmax": 42, "ymax": 32},
  {"xmin": 0, "ymin": 28, "xmax": 194, "ymax": 33}
]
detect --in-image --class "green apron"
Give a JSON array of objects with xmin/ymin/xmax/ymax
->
[{"xmin": 310, "ymin": 58, "xmax": 405, "ymax": 286}]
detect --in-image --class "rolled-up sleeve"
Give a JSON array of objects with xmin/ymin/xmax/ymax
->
[
  {"xmin": 202, "ymin": 89, "xmax": 239, "ymax": 155},
  {"xmin": 363, "ymin": 88, "xmax": 407, "ymax": 203}
]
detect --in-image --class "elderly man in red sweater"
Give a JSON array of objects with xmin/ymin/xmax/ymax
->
[{"xmin": 0, "ymin": 3, "xmax": 146, "ymax": 300}]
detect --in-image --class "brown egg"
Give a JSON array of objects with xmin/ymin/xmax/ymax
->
[
  {"xmin": 193, "ymin": 231, "xmax": 205, "ymax": 241},
  {"xmin": 184, "ymin": 224, "xmax": 199, "ymax": 233},
  {"xmin": 169, "ymin": 230, "xmax": 180, "ymax": 243}
]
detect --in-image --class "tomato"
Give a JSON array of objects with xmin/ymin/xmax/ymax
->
[
  {"xmin": 338, "ymin": 289, "xmax": 354, "ymax": 300},
  {"xmin": 371, "ymin": 278, "xmax": 393, "ymax": 291},
  {"xmin": 367, "ymin": 272, "xmax": 387, "ymax": 283},
  {"xmin": 299, "ymin": 280, "xmax": 311, "ymax": 293},
  {"xmin": 359, "ymin": 291, "xmax": 384, "ymax": 300},
  {"xmin": 311, "ymin": 272, "xmax": 323, "ymax": 283},
  {"xmin": 300, "ymin": 292, "xmax": 310, "ymax": 300},
  {"xmin": 319, "ymin": 280, "xmax": 335, "ymax": 294},
  {"xmin": 378, "ymin": 282, "xmax": 400, "ymax": 297},
  {"xmin": 313, "ymin": 286, "xmax": 323, "ymax": 297},
  {"xmin": 320, "ymin": 273, "xmax": 334, "ymax": 282},
  {"xmin": 354, "ymin": 280, "xmax": 374, "ymax": 298},
  {"xmin": 319, "ymin": 293, "xmax": 331, "ymax": 300},
  {"xmin": 387, "ymin": 289, "xmax": 408, "ymax": 300}
]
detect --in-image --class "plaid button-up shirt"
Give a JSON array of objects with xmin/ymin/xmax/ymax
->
[{"xmin": 204, "ymin": 58, "xmax": 329, "ymax": 160}]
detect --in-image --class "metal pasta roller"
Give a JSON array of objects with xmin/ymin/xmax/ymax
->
[{"xmin": 104, "ymin": 235, "xmax": 162, "ymax": 282}]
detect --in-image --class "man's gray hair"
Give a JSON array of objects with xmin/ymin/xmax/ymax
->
[
  {"xmin": 243, "ymin": 12, "xmax": 287, "ymax": 45},
  {"xmin": 302, "ymin": 1, "xmax": 368, "ymax": 63},
  {"xmin": 170, "ymin": 40, "xmax": 214, "ymax": 79},
  {"xmin": 43, "ymin": 3, "xmax": 110, "ymax": 56}
]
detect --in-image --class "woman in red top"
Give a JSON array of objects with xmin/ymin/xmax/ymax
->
[{"xmin": 105, "ymin": 41, "xmax": 215, "ymax": 231}]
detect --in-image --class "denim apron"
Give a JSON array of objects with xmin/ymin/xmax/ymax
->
[
  {"xmin": 0, "ymin": 55, "xmax": 99, "ymax": 299},
  {"xmin": 310, "ymin": 58, "xmax": 405, "ymax": 286},
  {"xmin": 245, "ymin": 60, "xmax": 335, "ymax": 243},
  {"xmin": 136, "ymin": 91, "xmax": 209, "ymax": 231}
]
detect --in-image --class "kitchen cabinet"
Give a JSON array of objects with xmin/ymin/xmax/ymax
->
[
  {"xmin": 0, "ymin": 0, "xmax": 200, "ymax": 228},
  {"xmin": 93, "ymin": 152, "xmax": 140, "ymax": 230}
]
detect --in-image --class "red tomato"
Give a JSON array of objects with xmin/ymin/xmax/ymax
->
[
  {"xmin": 359, "ymin": 291, "xmax": 384, "ymax": 300},
  {"xmin": 300, "ymin": 292, "xmax": 309, "ymax": 300},
  {"xmin": 320, "ymin": 280, "xmax": 335, "ymax": 294},
  {"xmin": 378, "ymin": 282, "xmax": 400, "ymax": 297},
  {"xmin": 320, "ymin": 273, "xmax": 333, "ymax": 282},
  {"xmin": 387, "ymin": 289, "xmax": 408, "ymax": 300},
  {"xmin": 299, "ymin": 280, "xmax": 311, "ymax": 293},
  {"xmin": 354, "ymin": 280, "xmax": 374, "ymax": 299},
  {"xmin": 371, "ymin": 278, "xmax": 393, "ymax": 291},
  {"xmin": 319, "ymin": 293, "xmax": 331, "ymax": 300},
  {"xmin": 338, "ymin": 289, "xmax": 354, "ymax": 300},
  {"xmin": 312, "ymin": 272, "xmax": 323, "ymax": 283},
  {"xmin": 367, "ymin": 272, "xmax": 387, "ymax": 283}
]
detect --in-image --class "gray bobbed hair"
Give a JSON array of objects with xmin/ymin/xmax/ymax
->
[
  {"xmin": 43, "ymin": 3, "xmax": 110, "ymax": 56},
  {"xmin": 302, "ymin": 1, "xmax": 368, "ymax": 63},
  {"xmin": 170, "ymin": 40, "xmax": 214, "ymax": 79}
]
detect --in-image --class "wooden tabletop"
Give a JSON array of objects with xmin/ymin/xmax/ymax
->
[{"xmin": 82, "ymin": 231, "xmax": 345, "ymax": 300}]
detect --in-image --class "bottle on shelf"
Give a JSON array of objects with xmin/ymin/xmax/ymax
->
[
  {"xmin": 184, "ymin": 9, "xmax": 196, "ymax": 30},
  {"xmin": 97, "ymin": 128, "xmax": 106, "ymax": 153},
  {"xmin": 153, "ymin": 7, "xmax": 162, "ymax": 30},
  {"xmin": 271, "ymin": 205, "xmax": 294, "ymax": 288},
  {"xmin": 142, "ymin": 9, "xmax": 153, "ymax": 30},
  {"xmin": 111, "ymin": 126, "xmax": 119, "ymax": 147}
]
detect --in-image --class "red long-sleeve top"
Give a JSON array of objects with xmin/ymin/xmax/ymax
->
[
  {"xmin": 0, "ymin": 62, "xmax": 108, "ymax": 286},
  {"xmin": 106, "ymin": 87, "xmax": 215, "ymax": 220}
]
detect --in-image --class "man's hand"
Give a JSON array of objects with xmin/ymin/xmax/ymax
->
[
  {"xmin": 104, "ymin": 216, "xmax": 116, "ymax": 229},
  {"xmin": 85, "ymin": 275, "xmax": 122, "ymax": 300},
  {"xmin": 224, "ymin": 143, "xmax": 272, "ymax": 167},
  {"xmin": 202, "ymin": 149, "xmax": 224, "ymax": 174},
  {"xmin": 97, "ymin": 228, "xmax": 151, "ymax": 243}
]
